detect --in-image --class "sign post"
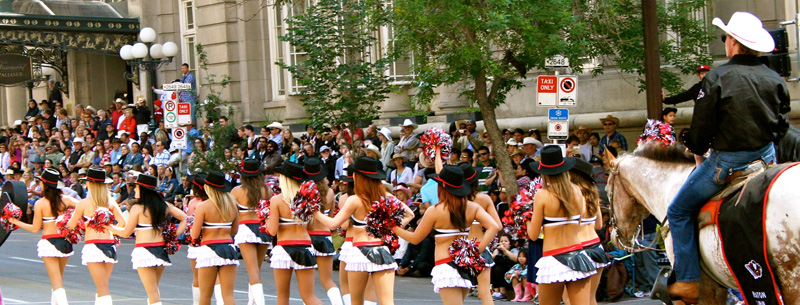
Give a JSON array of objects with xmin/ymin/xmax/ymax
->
[
  {"xmin": 547, "ymin": 108, "xmax": 569, "ymax": 140},
  {"xmin": 172, "ymin": 127, "xmax": 187, "ymax": 150}
]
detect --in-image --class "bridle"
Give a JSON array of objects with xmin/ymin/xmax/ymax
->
[{"xmin": 607, "ymin": 158, "xmax": 664, "ymax": 253}]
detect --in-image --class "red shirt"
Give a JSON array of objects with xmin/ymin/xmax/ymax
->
[
  {"xmin": 120, "ymin": 117, "xmax": 137, "ymax": 137},
  {"xmin": 111, "ymin": 110, "xmax": 123, "ymax": 128}
]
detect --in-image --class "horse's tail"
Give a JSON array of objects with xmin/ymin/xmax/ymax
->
[{"xmin": 776, "ymin": 124, "xmax": 800, "ymax": 163}]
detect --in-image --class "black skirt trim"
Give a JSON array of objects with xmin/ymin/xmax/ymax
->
[
  {"xmin": 208, "ymin": 243, "xmax": 239, "ymax": 260},
  {"xmin": 46, "ymin": 237, "xmax": 73, "ymax": 254},
  {"xmin": 311, "ymin": 235, "xmax": 336, "ymax": 255},
  {"xmin": 582, "ymin": 243, "xmax": 610, "ymax": 265},
  {"xmin": 143, "ymin": 246, "xmax": 172, "ymax": 264},
  {"xmin": 447, "ymin": 261, "xmax": 479, "ymax": 285},
  {"xmin": 95, "ymin": 243, "xmax": 117, "ymax": 260},
  {"xmin": 244, "ymin": 223, "xmax": 272, "ymax": 244},
  {"xmin": 482, "ymin": 249, "xmax": 494, "ymax": 266},
  {"xmin": 552, "ymin": 249, "xmax": 595, "ymax": 273},
  {"xmin": 283, "ymin": 245, "xmax": 317, "ymax": 267},
  {"xmin": 357, "ymin": 245, "xmax": 394, "ymax": 265}
]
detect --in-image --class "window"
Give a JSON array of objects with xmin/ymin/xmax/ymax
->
[
  {"xmin": 379, "ymin": 1, "xmax": 413, "ymax": 84},
  {"xmin": 270, "ymin": 0, "xmax": 311, "ymax": 96},
  {"xmin": 274, "ymin": 5, "xmax": 286, "ymax": 96},
  {"xmin": 179, "ymin": 0, "xmax": 198, "ymax": 76}
]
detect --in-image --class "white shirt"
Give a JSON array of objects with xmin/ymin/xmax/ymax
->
[
  {"xmin": 579, "ymin": 142, "xmax": 593, "ymax": 162},
  {"xmin": 390, "ymin": 167, "xmax": 414, "ymax": 185}
]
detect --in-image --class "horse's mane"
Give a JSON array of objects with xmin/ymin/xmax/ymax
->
[{"xmin": 630, "ymin": 142, "xmax": 695, "ymax": 164}]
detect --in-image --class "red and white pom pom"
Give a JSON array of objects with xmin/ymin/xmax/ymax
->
[
  {"xmin": 56, "ymin": 207, "xmax": 85, "ymax": 244},
  {"xmin": 365, "ymin": 196, "xmax": 406, "ymax": 254},
  {"xmin": 86, "ymin": 207, "xmax": 115, "ymax": 233},
  {"xmin": 421, "ymin": 128, "xmax": 453, "ymax": 162},
  {"xmin": 637, "ymin": 119, "xmax": 675, "ymax": 147},
  {"xmin": 256, "ymin": 199, "xmax": 270, "ymax": 234},
  {"xmin": 291, "ymin": 180, "xmax": 322, "ymax": 222},
  {"xmin": 162, "ymin": 221, "xmax": 181, "ymax": 255},
  {"xmin": 449, "ymin": 237, "xmax": 486, "ymax": 278},
  {"xmin": 0, "ymin": 202, "xmax": 22, "ymax": 231},
  {"xmin": 332, "ymin": 203, "xmax": 346, "ymax": 236},
  {"xmin": 502, "ymin": 177, "xmax": 542, "ymax": 239},
  {"xmin": 266, "ymin": 175, "xmax": 281, "ymax": 196},
  {"xmin": 185, "ymin": 215, "xmax": 201, "ymax": 247}
]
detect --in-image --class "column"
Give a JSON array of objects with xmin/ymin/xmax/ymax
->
[{"xmin": 6, "ymin": 86, "xmax": 28, "ymax": 125}]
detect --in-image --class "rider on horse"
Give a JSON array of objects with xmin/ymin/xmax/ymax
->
[{"xmin": 666, "ymin": 11, "xmax": 791, "ymax": 303}]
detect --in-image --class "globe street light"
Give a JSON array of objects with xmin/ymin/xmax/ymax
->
[{"xmin": 119, "ymin": 27, "xmax": 179, "ymax": 128}]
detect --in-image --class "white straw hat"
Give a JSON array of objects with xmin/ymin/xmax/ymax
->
[{"xmin": 712, "ymin": 12, "xmax": 775, "ymax": 53}]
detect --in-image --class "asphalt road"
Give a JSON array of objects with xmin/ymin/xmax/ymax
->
[{"xmin": 0, "ymin": 231, "xmax": 660, "ymax": 304}]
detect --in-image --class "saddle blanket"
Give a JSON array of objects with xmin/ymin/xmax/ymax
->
[{"xmin": 716, "ymin": 162, "xmax": 799, "ymax": 305}]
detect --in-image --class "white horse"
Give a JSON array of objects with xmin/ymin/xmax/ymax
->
[{"xmin": 605, "ymin": 143, "xmax": 800, "ymax": 304}]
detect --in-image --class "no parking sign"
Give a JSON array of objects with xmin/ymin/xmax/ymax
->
[
  {"xmin": 164, "ymin": 99, "xmax": 178, "ymax": 129},
  {"xmin": 172, "ymin": 127, "xmax": 187, "ymax": 149}
]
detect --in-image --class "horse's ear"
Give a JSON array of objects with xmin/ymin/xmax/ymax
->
[{"xmin": 605, "ymin": 147, "xmax": 617, "ymax": 168}]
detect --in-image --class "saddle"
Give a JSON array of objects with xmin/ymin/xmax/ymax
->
[{"xmin": 697, "ymin": 159, "xmax": 769, "ymax": 228}]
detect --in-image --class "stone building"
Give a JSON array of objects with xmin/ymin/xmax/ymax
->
[{"xmin": 0, "ymin": 0, "xmax": 798, "ymax": 140}]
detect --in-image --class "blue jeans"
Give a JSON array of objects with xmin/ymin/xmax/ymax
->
[{"xmin": 667, "ymin": 143, "xmax": 775, "ymax": 282}]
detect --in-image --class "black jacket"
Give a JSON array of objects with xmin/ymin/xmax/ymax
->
[
  {"xmin": 687, "ymin": 55, "xmax": 791, "ymax": 155},
  {"xmin": 135, "ymin": 106, "xmax": 151, "ymax": 125},
  {"xmin": 663, "ymin": 81, "xmax": 702, "ymax": 105}
]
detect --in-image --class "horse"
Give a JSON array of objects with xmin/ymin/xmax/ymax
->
[{"xmin": 605, "ymin": 143, "xmax": 800, "ymax": 305}]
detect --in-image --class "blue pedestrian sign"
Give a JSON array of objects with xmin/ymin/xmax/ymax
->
[{"xmin": 548, "ymin": 108, "xmax": 569, "ymax": 121}]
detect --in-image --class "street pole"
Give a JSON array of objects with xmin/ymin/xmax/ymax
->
[{"xmin": 642, "ymin": 0, "xmax": 662, "ymax": 120}]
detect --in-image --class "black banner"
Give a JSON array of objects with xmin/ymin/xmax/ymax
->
[{"xmin": 0, "ymin": 54, "xmax": 33, "ymax": 85}]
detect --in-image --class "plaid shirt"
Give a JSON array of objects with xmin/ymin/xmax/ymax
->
[
  {"xmin": 179, "ymin": 72, "xmax": 196, "ymax": 104},
  {"xmin": 149, "ymin": 151, "xmax": 171, "ymax": 167}
]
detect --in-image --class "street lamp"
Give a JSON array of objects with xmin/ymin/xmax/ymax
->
[{"xmin": 119, "ymin": 27, "xmax": 179, "ymax": 129}]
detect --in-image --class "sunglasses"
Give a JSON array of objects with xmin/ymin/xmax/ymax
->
[
  {"xmin": 460, "ymin": 155, "xmax": 469, "ymax": 158},
  {"xmin": 720, "ymin": 34, "xmax": 727, "ymax": 43},
  {"xmin": 477, "ymin": 153, "xmax": 487, "ymax": 157},
  {"xmin": 603, "ymin": 123, "xmax": 615, "ymax": 126}
]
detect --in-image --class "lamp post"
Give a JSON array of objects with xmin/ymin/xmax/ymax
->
[{"xmin": 118, "ymin": 27, "xmax": 179, "ymax": 129}]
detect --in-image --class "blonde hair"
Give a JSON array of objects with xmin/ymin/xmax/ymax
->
[
  {"xmin": 204, "ymin": 185, "xmax": 237, "ymax": 222},
  {"xmin": 542, "ymin": 172, "xmax": 581, "ymax": 216},
  {"xmin": 88, "ymin": 181, "xmax": 113, "ymax": 209},
  {"xmin": 279, "ymin": 174, "xmax": 301, "ymax": 204}
]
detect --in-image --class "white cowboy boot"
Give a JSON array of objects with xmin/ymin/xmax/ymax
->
[
  {"xmin": 96, "ymin": 295, "xmax": 112, "ymax": 305},
  {"xmin": 52, "ymin": 288, "xmax": 69, "ymax": 305},
  {"xmin": 326, "ymin": 287, "xmax": 343, "ymax": 305},
  {"xmin": 249, "ymin": 283, "xmax": 264, "ymax": 305},
  {"xmin": 214, "ymin": 284, "xmax": 224, "ymax": 305},
  {"xmin": 192, "ymin": 286, "xmax": 201, "ymax": 305},
  {"xmin": 150, "ymin": 303, "xmax": 162, "ymax": 305},
  {"xmin": 342, "ymin": 294, "xmax": 351, "ymax": 305},
  {"xmin": 51, "ymin": 289, "xmax": 56, "ymax": 305},
  {"xmin": 364, "ymin": 301, "xmax": 377, "ymax": 305}
]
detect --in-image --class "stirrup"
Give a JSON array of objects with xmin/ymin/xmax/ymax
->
[{"xmin": 650, "ymin": 267, "xmax": 675, "ymax": 305}]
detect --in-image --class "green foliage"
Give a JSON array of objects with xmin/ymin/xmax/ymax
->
[
  {"xmin": 190, "ymin": 43, "xmax": 241, "ymax": 174},
  {"xmin": 278, "ymin": 0, "xmax": 393, "ymax": 131}
]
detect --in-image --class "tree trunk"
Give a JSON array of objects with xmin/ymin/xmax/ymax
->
[{"xmin": 473, "ymin": 70, "xmax": 519, "ymax": 199}]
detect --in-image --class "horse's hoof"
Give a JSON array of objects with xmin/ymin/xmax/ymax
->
[{"xmin": 650, "ymin": 268, "xmax": 674, "ymax": 305}]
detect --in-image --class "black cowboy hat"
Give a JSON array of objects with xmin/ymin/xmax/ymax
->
[
  {"xmin": 352, "ymin": 156, "xmax": 386, "ymax": 180},
  {"xmin": 136, "ymin": 174, "xmax": 159, "ymax": 191},
  {"xmin": 191, "ymin": 173, "xmax": 207, "ymax": 189},
  {"xmin": 276, "ymin": 162, "xmax": 308, "ymax": 182},
  {"xmin": 530, "ymin": 145, "xmax": 576, "ymax": 176},
  {"xmin": 430, "ymin": 165, "xmax": 471, "ymax": 197},
  {"xmin": 342, "ymin": 165, "xmax": 354, "ymax": 183},
  {"xmin": 457, "ymin": 162, "xmax": 478, "ymax": 185},
  {"xmin": 80, "ymin": 168, "xmax": 112, "ymax": 184},
  {"xmin": 239, "ymin": 159, "xmax": 263, "ymax": 178},
  {"xmin": 204, "ymin": 171, "xmax": 233, "ymax": 192},
  {"xmin": 35, "ymin": 168, "xmax": 63, "ymax": 189},
  {"xmin": 570, "ymin": 158, "xmax": 595, "ymax": 183},
  {"xmin": 303, "ymin": 157, "xmax": 328, "ymax": 181}
]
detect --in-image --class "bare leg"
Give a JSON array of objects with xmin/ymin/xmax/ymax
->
[
  {"xmin": 317, "ymin": 256, "xmax": 337, "ymax": 290},
  {"xmin": 240, "ymin": 243, "xmax": 263, "ymax": 285},
  {"xmin": 296, "ymin": 269, "xmax": 323, "ymax": 305},
  {"xmin": 348, "ymin": 271, "xmax": 370, "ymax": 305},
  {"xmin": 190, "ymin": 259, "xmax": 199, "ymax": 287},
  {"xmin": 439, "ymin": 287, "xmax": 467, "ymax": 305},
  {"xmin": 537, "ymin": 282, "xmax": 565, "ymax": 305},
  {"xmin": 274, "ymin": 268, "xmax": 293, "ymax": 305},
  {"xmin": 218, "ymin": 265, "xmax": 238, "ymax": 305},
  {"xmin": 86, "ymin": 262, "xmax": 113, "ymax": 296},
  {"xmin": 588, "ymin": 268, "xmax": 603, "ymax": 305},
  {"xmin": 198, "ymin": 267, "xmax": 218, "ymax": 305},
  {"xmin": 42, "ymin": 257, "xmax": 65, "ymax": 290},
  {"xmin": 340, "ymin": 261, "xmax": 349, "ymax": 294},
  {"xmin": 476, "ymin": 267, "xmax": 493, "ymax": 305},
  {"xmin": 136, "ymin": 266, "xmax": 165, "ymax": 303},
  {"xmin": 370, "ymin": 270, "xmax": 395, "ymax": 305},
  {"xmin": 565, "ymin": 279, "xmax": 591, "ymax": 305}
]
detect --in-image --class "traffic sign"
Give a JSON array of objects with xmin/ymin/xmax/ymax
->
[
  {"xmin": 558, "ymin": 76, "xmax": 577, "ymax": 107},
  {"xmin": 536, "ymin": 76, "xmax": 558, "ymax": 107},
  {"xmin": 548, "ymin": 120, "xmax": 569, "ymax": 140},
  {"xmin": 164, "ymin": 100, "xmax": 178, "ymax": 129},
  {"xmin": 162, "ymin": 83, "xmax": 192, "ymax": 91},
  {"xmin": 172, "ymin": 127, "xmax": 187, "ymax": 149},
  {"xmin": 548, "ymin": 108, "xmax": 569, "ymax": 121},
  {"xmin": 545, "ymin": 55, "xmax": 570, "ymax": 68},
  {"xmin": 178, "ymin": 102, "xmax": 191, "ymax": 125}
]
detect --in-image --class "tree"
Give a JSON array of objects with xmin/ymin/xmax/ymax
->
[
  {"xmin": 278, "ymin": 0, "xmax": 394, "ymax": 132},
  {"xmin": 393, "ymin": 0, "xmax": 713, "ymax": 197}
]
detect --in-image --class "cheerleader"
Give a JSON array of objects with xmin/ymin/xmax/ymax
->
[
  {"xmin": 185, "ymin": 173, "xmax": 209, "ymax": 305},
  {"xmin": 392, "ymin": 165, "xmax": 499, "ymax": 305},
  {"xmin": 266, "ymin": 162, "xmax": 322, "ymax": 305},
  {"xmin": 8, "ymin": 168, "xmax": 79, "ymax": 305},
  {"xmin": 191, "ymin": 171, "xmax": 240, "ymax": 305},
  {"xmin": 231, "ymin": 159, "xmax": 272, "ymax": 305},
  {"xmin": 569, "ymin": 158, "xmax": 608, "ymax": 305},
  {"xmin": 458, "ymin": 162, "xmax": 502, "ymax": 304},
  {"xmin": 526, "ymin": 146, "xmax": 596, "ymax": 305},
  {"xmin": 312, "ymin": 156, "xmax": 413, "ymax": 305},
  {"xmin": 336, "ymin": 166, "xmax": 379, "ymax": 305},
  {"xmin": 67, "ymin": 168, "xmax": 126, "ymax": 305},
  {"xmin": 110, "ymin": 173, "xmax": 188, "ymax": 305},
  {"xmin": 303, "ymin": 158, "xmax": 343, "ymax": 305}
]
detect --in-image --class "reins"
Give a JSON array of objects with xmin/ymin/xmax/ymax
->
[{"xmin": 607, "ymin": 158, "xmax": 665, "ymax": 253}]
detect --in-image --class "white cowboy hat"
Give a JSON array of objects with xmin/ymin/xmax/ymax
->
[
  {"xmin": 365, "ymin": 144, "xmax": 382, "ymax": 159},
  {"xmin": 522, "ymin": 137, "xmax": 543, "ymax": 148},
  {"xmin": 712, "ymin": 12, "xmax": 775, "ymax": 53},
  {"xmin": 506, "ymin": 139, "xmax": 518, "ymax": 146},
  {"xmin": 401, "ymin": 119, "xmax": 418, "ymax": 129},
  {"xmin": 379, "ymin": 127, "xmax": 392, "ymax": 141},
  {"xmin": 12, "ymin": 120, "xmax": 21, "ymax": 127},
  {"xmin": 266, "ymin": 122, "xmax": 284, "ymax": 129}
]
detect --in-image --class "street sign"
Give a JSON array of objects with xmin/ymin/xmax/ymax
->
[
  {"xmin": 558, "ymin": 76, "xmax": 577, "ymax": 107},
  {"xmin": 547, "ymin": 108, "xmax": 569, "ymax": 140},
  {"xmin": 536, "ymin": 76, "xmax": 558, "ymax": 107},
  {"xmin": 545, "ymin": 55, "xmax": 569, "ymax": 68},
  {"xmin": 164, "ymin": 100, "xmax": 178, "ymax": 129},
  {"xmin": 162, "ymin": 83, "xmax": 192, "ymax": 91},
  {"xmin": 178, "ymin": 102, "xmax": 192, "ymax": 125},
  {"xmin": 172, "ymin": 127, "xmax": 187, "ymax": 149}
]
